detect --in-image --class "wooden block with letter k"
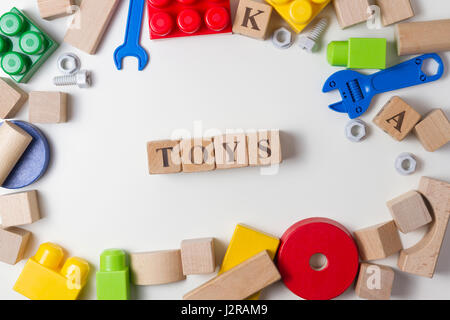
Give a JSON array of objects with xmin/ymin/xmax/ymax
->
[{"xmin": 233, "ymin": 0, "xmax": 273, "ymax": 40}]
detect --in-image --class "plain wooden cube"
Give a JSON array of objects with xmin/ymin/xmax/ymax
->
[
  {"xmin": 29, "ymin": 92, "xmax": 68, "ymax": 123},
  {"xmin": 354, "ymin": 220, "xmax": 403, "ymax": 261},
  {"xmin": 213, "ymin": 134, "xmax": 248, "ymax": 170},
  {"xmin": 333, "ymin": 0, "xmax": 371, "ymax": 29},
  {"xmin": 147, "ymin": 140, "xmax": 181, "ymax": 174},
  {"xmin": 0, "ymin": 190, "xmax": 41, "ymax": 228},
  {"xmin": 37, "ymin": 0, "xmax": 75, "ymax": 19},
  {"xmin": 376, "ymin": 0, "xmax": 414, "ymax": 26},
  {"xmin": 387, "ymin": 190, "xmax": 432, "ymax": 234},
  {"xmin": 247, "ymin": 130, "xmax": 282, "ymax": 166},
  {"xmin": 414, "ymin": 109, "xmax": 450, "ymax": 152},
  {"xmin": 0, "ymin": 226, "xmax": 31, "ymax": 265},
  {"xmin": 373, "ymin": 97, "xmax": 421, "ymax": 141},
  {"xmin": 0, "ymin": 78, "xmax": 28, "ymax": 119},
  {"xmin": 180, "ymin": 138, "xmax": 216, "ymax": 173},
  {"xmin": 181, "ymin": 238, "xmax": 216, "ymax": 275},
  {"xmin": 232, "ymin": 0, "xmax": 272, "ymax": 40},
  {"xmin": 355, "ymin": 263, "xmax": 395, "ymax": 300}
]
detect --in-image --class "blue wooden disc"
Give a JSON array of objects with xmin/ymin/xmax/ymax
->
[{"xmin": 1, "ymin": 120, "xmax": 50, "ymax": 189}]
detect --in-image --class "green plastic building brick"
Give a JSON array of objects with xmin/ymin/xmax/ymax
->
[
  {"xmin": 0, "ymin": 8, "xmax": 58, "ymax": 83},
  {"xmin": 96, "ymin": 249, "xmax": 130, "ymax": 300},
  {"xmin": 327, "ymin": 38, "xmax": 387, "ymax": 70}
]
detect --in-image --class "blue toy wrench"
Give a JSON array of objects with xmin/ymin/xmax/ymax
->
[
  {"xmin": 114, "ymin": 0, "xmax": 149, "ymax": 70},
  {"xmin": 322, "ymin": 53, "xmax": 444, "ymax": 119}
]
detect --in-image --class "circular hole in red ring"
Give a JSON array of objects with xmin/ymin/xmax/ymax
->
[
  {"xmin": 177, "ymin": 9, "xmax": 201, "ymax": 34},
  {"xmin": 205, "ymin": 7, "xmax": 229, "ymax": 32},
  {"xmin": 148, "ymin": 0, "xmax": 172, "ymax": 8},
  {"xmin": 150, "ymin": 12, "xmax": 173, "ymax": 36}
]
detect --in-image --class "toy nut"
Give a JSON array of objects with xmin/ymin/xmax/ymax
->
[
  {"xmin": 61, "ymin": 257, "xmax": 90, "ymax": 288},
  {"xmin": 34, "ymin": 242, "xmax": 64, "ymax": 270},
  {"xmin": 100, "ymin": 249, "xmax": 127, "ymax": 272},
  {"xmin": 327, "ymin": 41, "xmax": 348, "ymax": 66},
  {"xmin": 272, "ymin": 27, "xmax": 293, "ymax": 49},
  {"xmin": 345, "ymin": 119, "xmax": 367, "ymax": 142},
  {"xmin": 395, "ymin": 153, "xmax": 417, "ymax": 175}
]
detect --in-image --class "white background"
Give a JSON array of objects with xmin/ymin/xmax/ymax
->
[{"xmin": 0, "ymin": 0, "xmax": 449, "ymax": 300}]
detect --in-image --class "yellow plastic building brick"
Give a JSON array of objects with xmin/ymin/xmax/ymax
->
[
  {"xmin": 219, "ymin": 224, "xmax": 280, "ymax": 300},
  {"xmin": 265, "ymin": 0, "xmax": 331, "ymax": 33},
  {"xmin": 13, "ymin": 242, "xmax": 90, "ymax": 300}
]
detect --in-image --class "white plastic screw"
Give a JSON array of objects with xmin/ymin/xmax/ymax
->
[
  {"xmin": 53, "ymin": 70, "xmax": 92, "ymax": 88},
  {"xmin": 298, "ymin": 18, "xmax": 328, "ymax": 53}
]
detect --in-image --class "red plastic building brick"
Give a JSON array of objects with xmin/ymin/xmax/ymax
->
[{"xmin": 147, "ymin": 0, "xmax": 232, "ymax": 39}]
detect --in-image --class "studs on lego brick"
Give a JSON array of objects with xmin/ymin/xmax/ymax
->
[
  {"xmin": 205, "ymin": 7, "xmax": 230, "ymax": 32},
  {"xmin": 0, "ymin": 12, "xmax": 25, "ymax": 36},
  {"xmin": 178, "ymin": 9, "xmax": 202, "ymax": 34},
  {"xmin": 1, "ymin": 52, "xmax": 30, "ymax": 76},
  {"xmin": 150, "ymin": 12, "xmax": 174, "ymax": 36}
]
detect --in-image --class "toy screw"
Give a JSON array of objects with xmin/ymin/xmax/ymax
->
[
  {"xmin": 298, "ymin": 18, "xmax": 328, "ymax": 53},
  {"xmin": 53, "ymin": 70, "xmax": 91, "ymax": 88}
]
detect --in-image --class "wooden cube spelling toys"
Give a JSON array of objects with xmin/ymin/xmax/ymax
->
[
  {"xmin": 233, "ymin": 0, "xmax": 273, "ymax": 40},
  {"xmin": 213, "ymin": 133, "xmax": 248, "ymax": 169},
  {"xmin": 147, "ymin": 140, "xmax": 182, "ymax": 174},
  {"xmin": 37, "ymin": 0, "xmax": 75, "ymax": 20},
  {"xmin": 355, "ymin": 263, "xmax": 395, "ymax": 300},
  {"xmin": 181, "ymin": 238, "xmax": 216, "ymax": 275},
  {"xmin": 0, "ymin": 190, "xmax": 41, "ymax": 228},
  {"xmin": 0, "ymin": 226, "xmax": 31, "ymax": 265},
  {"xmin": 180, "ymin": 138, "xmax": 216, "ymax": 173},
  {"xmin": 247, "ymin": 130, "xmax": 282, "ymax": 166},
  {"xmin": 29, "ymin": 92, "xmax": 68, "ymax": 124},
  {"xmin": 414, "ymin": 109, "xmax": 450, "ymax": 152},
  {"xmin": 0, "ymin": 78, "xmax": 28, "ymax": 119}
]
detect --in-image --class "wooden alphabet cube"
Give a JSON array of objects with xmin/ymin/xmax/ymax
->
[
  {"xmin": 181, "ymin": 238, "xmax": 216, "ymax": 275},
  {"xmin": 0, "ymin": 78, "xmax": 28, "ymax": 119},
  {"xmin": 0, "ymin": 190, "xmax": 41, "ymax": 228},
  {"xmin": 376, "ymin": 0, "xmax": 414, "ymax": 26},
  {"xmin": 414, "ymin": 109, "xmax": 450, "ymax": 152},
  {"xmin": 180, "ymin": 138, "xmax": 216, "ymax": 173},
  {"xmin": 29, "ymin": 92, "xmax": 68, "ymax": 123},
  {"xmin": 232, "ymin": 0, "xmax": 272, "ymax": 40},
  {"xmin": 247, "ymin": 130, "xmax": 282, "ymax": 166},
  {"xmin": 37, "ymin": 0, "xmax": 75, "ymax": 20},
  {"xmin": 387, "ymin": 190, "xmax": 432, "ymax": 234},
  {"xmin": 333, "ymin": 0, "xmax": 371, "ymax": 29},
  {"xmin": 147, "ymin": 140, "xmax": 181, "ymax": 174},
  {"xmin": 354, "ymin": 220, "xmax": 403, "ymax": 261},
  {"xmin": 355, "ymin": 263, "xmax": 394, "ymax": 300},
  {"xmin": 373, "ymin": 96, "xmax": 421, "ymax": 141},
  {"xmin": 0, "ymin": 226, "xmax": 31, "ymax": 265},
  {"xmin": 213, "ymin": 133, "xmax": 248, "ymax": 170}
]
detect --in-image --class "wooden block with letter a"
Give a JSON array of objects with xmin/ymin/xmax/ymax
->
[
  {"xmin": 183, "ymin": 251, "xmax": 281, "ymax": 300},
  {"xmin": 0, "ymin": 190, "xmax": 41, "ymax": 228},
  {"xmin": 181, "ymin": 238, "xmax": 216, "ymax": 275},
  {"xmin": 355, "ymin": 263, "xmax": 394, "ymax": 300},
  {"xmin": 414, "ymin": 109, "xmax": 450, "ymax": 152},
  {"xmin": 37, "ymin": 0, "xmax": 75, "ymax": 20},
  {"xmin": 247, "ymin": 130, "xmax": 282, "ymax": 166},
  {"xmin": 0, "ymin": 78, "xmax": 28, "ymax": 119},
  {"xmin": 232, "ymin": 0, "xmax": 272, "ymax": 40},
  {"xmin": 213, "ymin": 133, "xmax": 248, "ymax": 169},
  {"xmin": 0, "ymin": 226, "xmax": 31, "ymax": 265},
  {"xmin": 373, "ymin": 96, "xmax": 421, "ymax": 141},
  {"xmin": 147, "ymin": 140, "xmax": 181, "ymax": 174},
  {"xmin": 376, "ymin": 0, "xmax": 414, "ymax": 26},
  {"xmin": 333, "ymin": 0, "xmax": 370, "ymax": 29},
  {"xmin": 180, "ymin": 138, "xmax": 216, "ymax": 173},
  {"xmin": 29, "ymin": 92, "xmax": 68, "ymax": 123}
]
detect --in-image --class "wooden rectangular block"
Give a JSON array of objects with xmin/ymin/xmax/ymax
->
[
  {"xmin": 0, "ymin": 190, "xmax": 41, "ymax": 228},
  {"xmin": 130, "ymin": 249, "xmax": 186, "ymax": 285},
  {"xmin": 376, "ymin": 0, "xmax": 414, "ymax": 26},
  {"xmin": 0, "ymin": 78, "xmax": 28, "ymax": 119},
  {"xmin": 387, "ymin": 190, "xmax": 432, "ymax": 234},
  {"xmin": 180, "ymin": 138, "xmax": 216, "ymax": 173},
  {"xmin": 354, "ymin": 220, "xmax": 403, "ymax": 261},
  {"xmin": 183, "ymin": 250, "xmax": 281, "ymax": 300},
  {"xmin": 0, "ymin": 226, "xmax": 31, "ymax": 265},
  {"xmin": 414, "ymin": 109, "xmax": 450, "ymax": 152},
  {"xmin": 355, "ymin": 263, "xmax": 394, "ymax": 300},
  {"xmin": 396, "ymin": 19, "xmax": 450, "ymax": 55},
  {"xmin": 29, "ymin": 92, "xmax": 68, "ymax": 124},
  {"xmin": 373, "ymin": 96, "xmax": 421, "ymax": 141},
  {"xmin": 247, "ymin": 130, "xmax": 282, "ymax": 166},
  {"xmin": 37, "ymin": 0, "xmax": 75, "ymax": 19},
  {"xmin": 181, "ymin": 238, "xmax": 215, "ymax": 275},
  {"xmin": 64, "ymin": 0, "xmax": 120, "ymax": 54},
  {"xmin": 147, "ymin": 140, "xmax": 181, "ymax": 174},
  {"xmin": 233, "ymin": 0, "xmax": 272, "ymax": 40},
  {"xmin": 333, "ymin": 0, "xmax": 371, "ymax": 29},
  {"xmin": 213, "ymin": 133, "xmax": 248, "ymax": 170}
]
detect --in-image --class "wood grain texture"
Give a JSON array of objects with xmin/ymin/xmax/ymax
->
[
  {"xmin": 181, "ymin": 238, "xmax": 216, "ymax": 275},
  {"xmin": 147, "ymin": 140, "xmax": 181, "ymax": 174},
  {"xmin": 247, "ymin": 130, "xmax": 282, "ymax": 166},
  {"xmin": 64, "ymin": 0, "xmax": 120, "ymax": 54},
  {"xmin": 373, "ymin": 96, "xmax": 421, "ymax": 141},
  {"xmin": 414, "ymin": 109, "xmax": 450, "ymax": 152},
  {"xmin": 0, "ymin": 78, "xmax": 28, "ymax": 119},
  {"xmin": 0, "ymin": 226, "xmax": 31, "ymax": 265},
  {"xmin": 130, "ymin": 249, "xmax": 186, "ymax": 285},
  {"xmin": 396, "ymin": 19, "xmax": 450, "ymax": 55},
  {"xmin": 29, "ymin": 92, "xmax": 68, "ymax": 124},
  {"xmin": 0, "ymin": 190, "xmax": 41, "ymax": 228},
  {"xmin": 333, "ymin": 0, "xmax": 370, "ymax": 29},
  {"xmin": 387, "ymin": 190, "xmax": 432, "ymax": 234},
  {"xmin": 377, "ymin": 0, "xmax": 414, "ymax": 26},
  {"xmin": 233, "ymin": 0, "xmax": 272, "ymax": 39},
  {"xmin": 398, "ymin": 177, "xmax": 450, "ymax": 278},
  {"xmin": 180, "ymin": 138, "xmax": 216, "ymax": 173},
  {"xmin": 354, "ymin": 220, "xmax": 403, "ymax": 261},
  {"xmin": 355, "ymin": 263, "xmax": 394, "ymax": 300},
  {"xmin": 183, "ymin": 251, "xmax": 281, "ymax": 300},
  {"xmin": 37, "ymin": 0, "xmax": 75, "ymax": 19},
  {"xmin": 213, "ymin": 133, "xmax": 249, "ymax": 169}
]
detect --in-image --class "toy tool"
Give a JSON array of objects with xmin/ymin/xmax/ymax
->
[
  {"xmin": 114, "ymin": 0, "xmax": 148, "ymax": 70},
  {"xmin": 322, "ymin": 53, "xmax": 444, "ymax": 119}
]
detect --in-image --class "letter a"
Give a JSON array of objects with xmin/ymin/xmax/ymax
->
[
  {"xmin": 386, "ymin": 111, "xmax": 406, "ymax": 132},
  {"xmin": 366, "ymin": 265, "xmax": 381, "ymax": 290}
]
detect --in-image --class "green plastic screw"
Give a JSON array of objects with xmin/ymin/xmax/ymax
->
[
  {"xmin": 327, "ymin": 38, "xmax": 387, "ymax": 69},
  {"xmin": 96, "ymin": 249, "xmax": 130, "ymax": 300}
]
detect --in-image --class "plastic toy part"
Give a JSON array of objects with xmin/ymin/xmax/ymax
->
[
  {"xmin": 265, "ymin": 0, "xmax": 331, "ymax": 34},
  {"xmin": 147, "ymin": 0, "xmax": 232, "ymax": 39},
  {"xmin": 277, "ymin": 217, "xmax": 359, "ymax": 300},
  {"xmin": 57, "ymin": 53, "xmax": 80, "ymax": 74},
  {"xmin": 0, "ymin": 8, "xmax": 58, "ymax": 83},
  {"xmin": 395, "ymin": 153, "xmax": 417, "ymax": 175},
  {"xmin": 272, "ymin": 27, "xmax": 292, "ymax": 49},
  {"xmin": 323, "ymin": 53, "xmax": 445, "ymax": 119},
  {"xmin": 327, "ymin": 38, "xmax": 387, "ymax": 69},
  {"xmin": 0, "ymin": 120, "xmax": 50, "ymax": 189},
  {"xmin": 345, "ymin": 119, "xmax": 367, "ymax": 142},
  {"xmin": 13, "ymin": 242, "xmax": 90, "ymax": 300},
  {"xmin": 96, "ymin": 249, "xmax": 131, "ymax": 300},
  {"xmin": 298, "ymin": 17, "xmax": 327, "ymax": 53}
]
